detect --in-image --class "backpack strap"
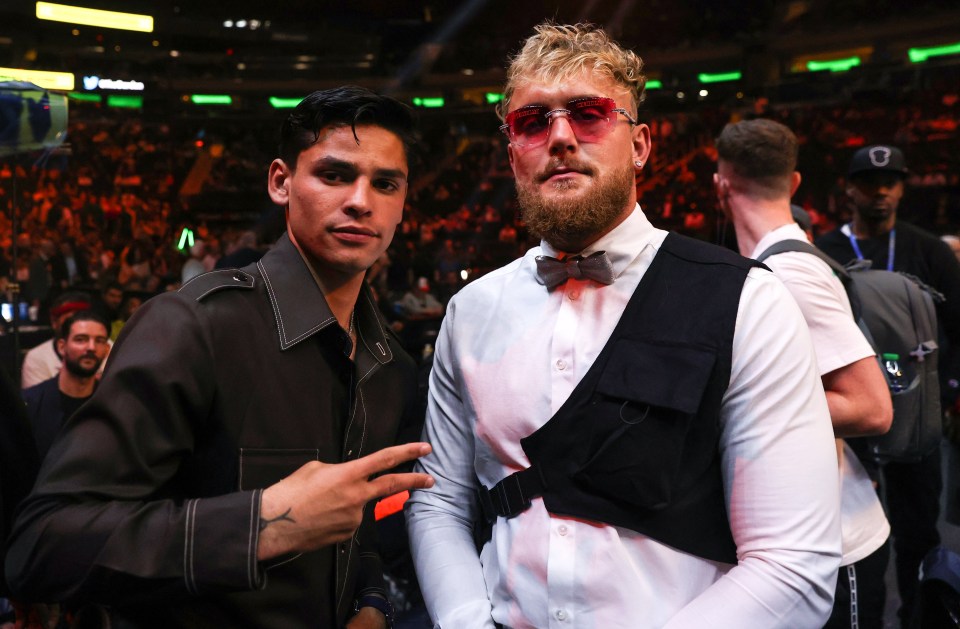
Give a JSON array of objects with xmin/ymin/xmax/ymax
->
[
  {"xmin": 756, "ymin": 238, "xmax": 863, "ymax": 319},
  {"xmin": 756, "ymin": 239, "xmax": 851, "ymax": 282}
]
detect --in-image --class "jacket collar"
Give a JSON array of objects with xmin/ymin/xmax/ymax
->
[{"xmin": 258, "ymin": 233, "xmax": 394, "ymax": 364}]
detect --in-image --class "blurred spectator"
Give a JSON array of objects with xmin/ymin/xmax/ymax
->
[
  {"xmin": 400, "ymin": 277, "xmax": 444, "ymax": 319},
  {"xmin": 109, "ymin": 293, "xmax": 144, "ymax": 342},
  {"xmin": 215, "ymin": 230, "xmax": 262, "ymax": 269},
  {"xmin": 22, "ymin": 239, "xmax": 55, "ymax": 317},
  {"xmin": 51, "ymin": 240, "xmax": 89, "ymax": 290},
  {"xmin": 91, "ymin": 282, "xmax": 124, "ymax": 324},
  {"xmin": 180, "ymin": 241, "xmax": 206, "ymax": 284}
]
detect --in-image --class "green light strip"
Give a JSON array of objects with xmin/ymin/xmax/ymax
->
[
  {"xmin": 190, "ymin": 94, "xmax": 232, "ymax": 105},
  {"xmin": 269, "ymin": 96, "xmax": 303, "ymax": 109},
  {"xmin": 412, "ymin": 97, "xmax": 444, "ymax": 108},
  {"xmin": 177, "ymin": 228, "xmax": 195, "ymax": 251},
  {"xmin": 908, "ymin": 42, "xmax": 960, "ymax": 63},
  {"xmin": 485, "ymin": 92, "xmax": 504, "ymax": 104},
  {"xmin": 68, "ymin": 91, "xmax": 102, "ymax": 102},
  {"xmin": 698, "ymin": 71, "xmax": 742, "ymax": 84},
  {"xmin": 646, "ymin": 80, "xmax": 663, "ymax": 90},
  {"xmin": 807, "ymin": 57, "xmax": 861, "ymax": 73},
  {"xmin": 106, "ymin": 94, "xmax": 142, "ymax": 108}
]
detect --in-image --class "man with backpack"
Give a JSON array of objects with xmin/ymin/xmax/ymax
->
[
  {"xmin": 817, "ymin": 143, "xmax": 960, "ymax": 625},
  {"xmin": 715, "ymin": 119, "xmax": 893, "ymax": 628}
]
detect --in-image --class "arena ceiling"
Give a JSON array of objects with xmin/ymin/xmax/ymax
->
[{"xmin": 1, "ymin": 0, "xmax": 959, "ymax": 107}]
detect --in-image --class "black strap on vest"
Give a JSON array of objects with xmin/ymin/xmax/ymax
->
[{"xmin": 477, "ymin": 466, "xmax": 547, "ymax": 520}]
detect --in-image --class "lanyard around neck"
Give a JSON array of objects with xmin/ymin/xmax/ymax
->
[{"xmin": 842, "ymin": 223, "xmax": 895, "ymax": 272}]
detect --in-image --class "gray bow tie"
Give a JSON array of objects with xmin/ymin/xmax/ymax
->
[{"xmin": 535, "ymin": 251, "xmax": 616, "ymax": 289}]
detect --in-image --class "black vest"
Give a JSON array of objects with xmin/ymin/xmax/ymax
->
[{"xmin": 479, "ymin": 233, "xmax": 763, "ymax": 564}]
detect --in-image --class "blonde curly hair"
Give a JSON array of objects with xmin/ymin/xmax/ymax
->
[{"xmin": 498, "ymin": 22, "xmax": 647, "ymax": 121}]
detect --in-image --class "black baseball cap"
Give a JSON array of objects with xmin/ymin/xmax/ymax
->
[{"xmin": 848, "ymin": 145, "xmax": 908, "ymax": 179}]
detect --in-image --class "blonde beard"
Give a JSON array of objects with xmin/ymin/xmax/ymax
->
[{"xmin": 517, "ymin": 161, "xmax": 634, "ymax": 251}]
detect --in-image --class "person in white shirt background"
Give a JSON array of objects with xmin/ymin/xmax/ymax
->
[
  {"xmin": 406, "ymin": 21, "xmax": 842, "ymax": 629},
  {"xmin": 715, "ymin": 118, "xmax": 892, "ymax": 628}
]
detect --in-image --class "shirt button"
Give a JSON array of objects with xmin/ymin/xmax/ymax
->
[
  {"xmin": 557, "ymin": 525, "xmax": 568, "ymax": 536},
  {"xmin": 556, "ymin": 609, "xmax": 568, "ymax": 621},
  {"xmin": 568, "ymin": 290, "xmax": 579, "ymax": 300},
  {"xmin": 556, "ymin": 359, "xmax": 566, "ymax": 371}
]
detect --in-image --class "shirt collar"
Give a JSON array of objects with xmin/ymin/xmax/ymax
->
[
  {"xmin": 749, "ymin": 223, "xmax": 807, "ymax": 260},
  {"xmin": 538, "ymin": 204, "xmax": 657, "ymax": 282},
  {"xmin": 257, "ymin": 233, "xmax": 394, "ymax": 364}
]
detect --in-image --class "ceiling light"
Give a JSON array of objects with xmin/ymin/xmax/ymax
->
[{"xmin": 36, "ymin": 2, "xmax": 153, "ymax": 33}]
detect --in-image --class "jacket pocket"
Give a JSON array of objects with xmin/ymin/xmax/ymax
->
[
  {"xmin": 238, "ymin": 448, "xmax": 320, "ymax": 490},
  {"xmin": 572, "ymin": 339, "xmax": 716, "ymax": 510}
]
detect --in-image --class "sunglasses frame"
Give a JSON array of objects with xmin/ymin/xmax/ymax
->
[{"xmin": 499, "ymin": 96, "xmax": 638, "ymax": 148}]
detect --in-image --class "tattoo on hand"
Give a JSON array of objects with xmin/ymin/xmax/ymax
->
[{"xmin": 259, "ymin": 508, "xmax": 296, "ymax": 532}]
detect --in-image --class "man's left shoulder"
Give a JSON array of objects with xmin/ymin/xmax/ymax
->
[
  {"xmin": 178, "ymin": 268, "xmax": 257, "ymax": 303},
  {"xmin": 663, "ymin": 232, "xmax": 763, "ymax": 271}
]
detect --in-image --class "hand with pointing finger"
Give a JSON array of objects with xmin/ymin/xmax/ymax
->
[{"xmin": 257, "ymin": 442, "xmax": 434, "ymax": 560}]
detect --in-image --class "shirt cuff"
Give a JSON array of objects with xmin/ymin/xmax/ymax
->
[{"xmin": 183, "ymin": 489, "xmax": 266, "ymax": 594}]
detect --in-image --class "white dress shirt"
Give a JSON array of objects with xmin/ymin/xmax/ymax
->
[
  {"xmin": 751, "ymin": 224, "xmax": 889, "ymax": 566},
  {"xmin": 407, "ymin": 207, "xmax": 842, "ymax": 629}
]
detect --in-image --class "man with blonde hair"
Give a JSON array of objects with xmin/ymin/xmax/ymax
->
[{"xmin": 407, "ymin": 23, "xmax": 841, "ymax": 628}]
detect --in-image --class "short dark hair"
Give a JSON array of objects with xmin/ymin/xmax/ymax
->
[
  {"xmin": 716, "ymin": 119, "xmax": 798, "ymax": 197},
  {"xmin": 58, "ymin": 311, "xmax": 110, "ymax": 342},
  {"xmin": 278, "ymin": 86, "xmax": 417, "ymax": 168}
]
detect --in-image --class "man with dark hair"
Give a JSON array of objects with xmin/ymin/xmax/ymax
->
[
  {"xmin": 407, "ymin": 23, "xmax": 840, "ymax": 628},
  {"xmin": 716, "ymin": 119, "xmax": 892, "ymax": 628},
  {"xmin": 20, "ymin": 291, "xmax": 93, "ymax": 388},
  {"xmin": 92, "ymin": 282, "xmax": 124, "ymax": 324},
  {"xmin": 817, "ymin": 144, "xmax": 960, "ymax": 624},
  {"xmin": 6, "ymin": 86, "xmax": 434, "ymax": 629},
  {"xmin": 21, "ymin": 311, "xmax": 110, "ymax": 459}
]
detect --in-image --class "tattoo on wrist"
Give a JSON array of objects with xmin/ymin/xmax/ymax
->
[{"xmin": 259, "ymin": 507, "xmax": 295, "ymax": 532}]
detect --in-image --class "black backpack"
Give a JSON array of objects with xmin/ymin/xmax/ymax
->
[{"xmin": 758, "ymin": 239, "xmax": 943, "ymax": 463}]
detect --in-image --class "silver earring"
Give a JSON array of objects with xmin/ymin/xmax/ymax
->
[{"xmin": 635, "ymin": 160, "xmax": 643, "ymax": 168}]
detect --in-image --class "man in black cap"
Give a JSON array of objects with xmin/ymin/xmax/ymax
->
[{"xmin": 817, "ymin": 144, "xmax": 960, "ymax": 624}]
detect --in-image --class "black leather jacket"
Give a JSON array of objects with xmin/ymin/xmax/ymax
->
[{"xmin": 6, "ymin": 233, "xmax": 418, "ymax": 628}]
